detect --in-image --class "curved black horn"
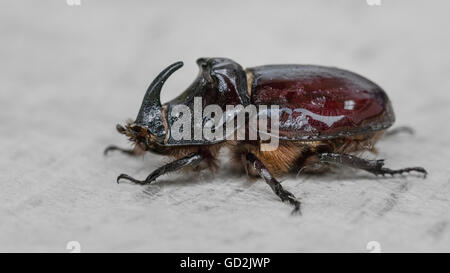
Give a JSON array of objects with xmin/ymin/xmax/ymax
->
[
  {"xmin": 136, "ymin": 61, "xmax": 183, "ymax": 125},
  {"xmin": 143, "ymin": 61, "xmax": 184, "ymax": 108}
]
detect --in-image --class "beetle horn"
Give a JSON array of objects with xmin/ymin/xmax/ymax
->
[
  {"xmin": 136, "ymin": 61, "xmax": 183, "ymax": 125},
  {"xmin": 142, "ymin": 61, "xmax": 184, "ymax": 109}
]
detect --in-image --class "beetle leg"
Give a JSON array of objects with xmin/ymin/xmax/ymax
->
[
  {"xmin": 318, "ymin": 153, "xmax": 427, "ymax": 178},
  {"xmin": 117, "ymin": 153, "xmax": 204, "ymax": 185},
  {"xmin": 240, "ymin": 153, "xmax": 251, "ymax": 177},
  {"xmin": 246, "ymin": 153, "xmax": 301, "ymax": 215},
  {"xmin": 384, "ymin": 126, "xmax": 415, "ymax": 137},
  {"xmin": 104, "ymin": 145, "xmax": 145, "ymax": 156}
]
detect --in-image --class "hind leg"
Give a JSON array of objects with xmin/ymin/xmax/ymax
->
[
  {"xmin": 317, "ymin": 153, "xmax": 427, "ymax": 177},
  {"xmin": 384, "ymin": 126, "xmax": 415, "ymax": 138}
]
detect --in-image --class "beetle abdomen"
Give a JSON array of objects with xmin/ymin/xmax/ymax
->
[{"xmin": 247, "ymin": 65, "xmax": 395, "ymax": 140}]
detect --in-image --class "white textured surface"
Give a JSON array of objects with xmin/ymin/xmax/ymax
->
[{"xmin": 1, "ymin": 0, "xmax": 450, "ymax": 252}]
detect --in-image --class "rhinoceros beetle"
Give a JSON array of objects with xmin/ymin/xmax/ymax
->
[{"xmin": 105, "ymin": 57, "xmax": 427, "ymax": 214}]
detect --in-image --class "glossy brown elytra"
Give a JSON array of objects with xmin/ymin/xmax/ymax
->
[{"xmin": 105, "ymin": 57, "xmax": 427, "ymax": 214}]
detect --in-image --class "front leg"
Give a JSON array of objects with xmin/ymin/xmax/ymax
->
[
  {"xmin": 246, "ymin": 153, "xmax": 301, "ymax": 214},
  {"xmin": 117, "ymin": 153, "xmax": 204, "ymax": 185},
  {"xmin": 318, "ymin": 153, "xmax": 427, "ymax": 177},
  {"xmin": 104, "ymin": 145, "xmax": 146, "ymax": 156}
]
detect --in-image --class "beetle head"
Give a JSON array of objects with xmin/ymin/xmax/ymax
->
[
  {"xmin": 116, "ymin": 61, "xmax": 183, "ymax": 152},
  {"xmin": 116, "ymin": 58, "xmax": 249, "ymax": 149}
]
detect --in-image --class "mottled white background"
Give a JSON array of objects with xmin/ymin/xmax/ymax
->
[{"xmin": 1, "ymin": 0, "xmax": 450, "ymax": 252}]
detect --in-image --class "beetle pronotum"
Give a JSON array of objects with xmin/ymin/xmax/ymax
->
[{"xmin": 105, "ymin": 57, "xmax": 427, "ymax": 214}]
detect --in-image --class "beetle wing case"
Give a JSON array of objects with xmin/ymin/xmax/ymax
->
[{"xmin": 247, "ymin": 64, "xmax": 395, "ymax": 140}]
